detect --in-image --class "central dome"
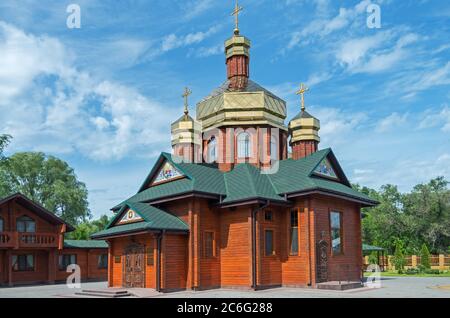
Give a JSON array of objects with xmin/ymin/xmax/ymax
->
[{"xmin": 196, "ymin": 79, "xmax": 287, "ymax": 131}]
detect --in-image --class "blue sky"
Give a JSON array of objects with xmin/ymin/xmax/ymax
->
[{"xmin": 0, "ymin": 0, "xmax": 449, "ymax": 218}]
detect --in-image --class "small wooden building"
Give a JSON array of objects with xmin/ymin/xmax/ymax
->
[{"xmin": 0, "ymin": 193, "xmax": 108, "ymax": 286}]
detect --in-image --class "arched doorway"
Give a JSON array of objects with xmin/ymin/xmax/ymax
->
[{"xmin": 123, "ymin": 243, "xmax": 145, "ymax": 288}]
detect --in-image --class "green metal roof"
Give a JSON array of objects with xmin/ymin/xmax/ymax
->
[
  {"xmin": 64, "ymin": 240, "xmax": 108, "ymax": 249},
  {"xmin": 222, "ymin": 164, "xmax": 287, "ymax": 204},
  {"xmin": 111, "ymin": 148, "xmax": 377, "ymax": 211},
  {"xmin": 92, "ymin": 202, "xmax": 189, "ymax": 239}
]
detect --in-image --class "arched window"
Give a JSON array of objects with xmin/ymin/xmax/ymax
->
[
  {"xmin": 270, "ymin": 135, "xmax": 278, "ymax": 161},
  {"xmin": 237, "ymin": 132, "xmax": 251, "ymax": 158},
  {"xmin": 16, "ymin": 216, "xmax": 36, "ymax": 233},
  {"xmin": 0, "ymin": 217, "xmax": 3, "ymax": 232},
  {"xmin": 208, "ymin": 137, "xmax": 217, "ymax": 163}
]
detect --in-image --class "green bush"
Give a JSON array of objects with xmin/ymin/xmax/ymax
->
[
  {"xmin": 420, "ymin": 244, "xmax": 431, "ymax": 269},
  {"xmin": 368, "ymin": 252, "xmax": 378, "ymax": 265},
  {"xmin": 405, "ymin": 268, "xmax": 420, "ymax": 275},
  {"xmin": 424, "ymin": 269, "xmax": 440, "ymax": 275}
]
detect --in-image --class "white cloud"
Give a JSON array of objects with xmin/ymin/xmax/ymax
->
[
  {"xmin": 160, "ymin": 26, "xmax": 220, "ymax": 53},
  {"xmin": 336, "ymin": 32, "xmax": 419, "ymax": 74},
  {"xmin": 313, "ymin": 107, "xmax": 368, "ymax": 146},
  {"xmin": 286, "ymin": 0, "xmax": 371, "ymax": 49},
  {"xmin": 419, "ymin": 105, "xmax": 450, "ymax": 132},
  {"xmin": 376, "ymin": 112, "xmax": 408, "ymax": 133},
  {"xmin": 0, "ymin": 21, "xmax": 176, "ymax": 161},
  {"xmin": 188, "ymin": 43, "xmax": 223, "ymax": 58}
]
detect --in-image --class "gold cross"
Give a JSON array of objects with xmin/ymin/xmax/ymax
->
[
  {"xmin": 182, "ymin": 87, "xmax": 192, "ymax": 115},
  {"xmin": 231, "ymin": 0, "xmax": 243, "ymax": 35},
  {"xmin": 296, "ymin": 83, "xmax": 309, "ymax": 112}
]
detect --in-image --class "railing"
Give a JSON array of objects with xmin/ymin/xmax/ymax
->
[
  {"xmin": 19, "ymin": 233, "xmax": 58, "ymax": 248},
  {"xmin": 0, "ymin": 232, "xmax": 17, "ymax": 248},
  {"xmin": 0, "ymin": 232, "xmax": 59, "ymax": 248}
]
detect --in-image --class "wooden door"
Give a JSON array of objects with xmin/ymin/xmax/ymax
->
[
  {"xmin": 123, "ymin": 244, "xmax": 145, "ymax": 288},
  {"xmin": 316, "ymin": 240, "xmax": 328, "ymax": 283}
]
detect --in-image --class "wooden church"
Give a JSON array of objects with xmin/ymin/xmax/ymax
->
[{"xmin": 92, "ymin": 4, "xmax": 377, "ymax": 292}]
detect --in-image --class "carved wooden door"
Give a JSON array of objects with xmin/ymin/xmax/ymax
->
[
  {"xmin": 316, "ymin": 240, "xmax": 328, "ymax": 283},
  {"xmin": 123, "ymin": 244, "xmax": 145, "ymax": 288}
]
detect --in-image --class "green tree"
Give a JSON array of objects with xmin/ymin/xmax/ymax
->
[
  {"xmin": 403, "ymin": 177, "xmax": 450, "ymax": 253},
  {"xmin": 392, "ymin": 241, "xmax": 406, "ymax": 273},
  {"xmin": 420, "ymin": 243, "xmax": 431, "ymax": 269},
  {"xmin": 0, "ymin": 152, "xmax": 90, "ymax": 225},
  {"xmin": 0, "ymin": 134, "xmax": 11, "ymax": 158},
  {"xmin": 66, "ymin": 215, "xmax": 111, "ymax": 240}
]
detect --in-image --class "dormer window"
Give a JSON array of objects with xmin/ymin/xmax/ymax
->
[
  {"xmin": 16, "ymin": 216, "xmax": 36, "ymax": 233},
  {"xmin": 314, "ymin": 158, "xmax": 338, "ymax": 179},
  {"xmin": 237, "ymin": 132, "xmax": 251, "ymax": 158}
]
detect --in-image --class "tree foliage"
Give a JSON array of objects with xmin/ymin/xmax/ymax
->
[
  {"xmin": 357, "ymin": 177, "xmax": 450, "ymax": 254},
  {"xmin": 393, "ymin": 241, "xmax": 406, "ymax": 272},
  {"xmin": 0, "ymin": 134, "xmax": 11, "ymax": 158},
  {"xmin": 420, "ymin": 244, "xmax": 431, "ymax": 269},
  {"xmin": 0, "ymin": 152, "xmax": 91, "ymax": 226},
  {"xmin": 66, "ymin": 215, "xmax": 111, "ymax": 240}
]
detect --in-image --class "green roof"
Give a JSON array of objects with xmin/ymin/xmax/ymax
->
[
  {"xmin": 92, "ymin": 202, "xmax": 189, "ymax": 239},
  {"xmin": 222, "ymin": 164, "xmax": 287, "ymax": 204},
  {"xmin": 64, "ymin": 240, "xmax": 108, "ymax": 249},
  {"xmin": 109, "ymin": 147, "xmax": 376, "ymax": 210},
  {"xmin": 117, "ymin": 148, "xmax": 375, "ymax": 207}
]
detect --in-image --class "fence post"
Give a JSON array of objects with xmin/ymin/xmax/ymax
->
[
  {"xmin": 412, "ymin": 255, "xmax": 417, "ymax": 267},
  {"xmin": 387, "ymin": 255, "xmax": 393, "ymax": 271},
  {"xmin": 364, "ymin": 256, "xmax": 369, "ymax": 265},
  {"xmin": 439, "ymin": 254, "xmax": 445, "ymax": 270}
]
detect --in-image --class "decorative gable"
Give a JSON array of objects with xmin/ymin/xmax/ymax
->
[
  {"xmin": 152, "ymin": 161, "xmax": 184, "ymax": 186},
  {"xmin": 117, "ymin": 209, "xmax": 143, "ymax": 225},
  {"xmin": 314, "ymin": 158, "xmax": 338, "ymax": 180}
]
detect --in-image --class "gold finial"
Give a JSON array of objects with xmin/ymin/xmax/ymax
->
[
  {"xmin": 296, "ymin": 83, "xmax": 309, "ymax": 112},
  {"xmin": 182, "ymin": 87, "xmax": 192, "ymax": 115},
  {"xmin": 231, "ymin": 0, "xmax": 243, "ymax": 35}
]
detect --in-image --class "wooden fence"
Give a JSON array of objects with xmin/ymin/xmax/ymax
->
[{"xmin": 363, "ymin": 254, "xmax": 450, "ymax": 271}]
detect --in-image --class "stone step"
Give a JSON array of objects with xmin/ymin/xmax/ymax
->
[
  {"xmin": 75, "ymin": 289, "xmax": 134, "ymax": 298},
  {"xmin": 317, "ymin": 281, "xmax": 363, "ymax": 291}
]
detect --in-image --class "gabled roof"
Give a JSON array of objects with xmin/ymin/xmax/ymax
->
[
  {"xmin": 92, "ymin": 202, "xmax": 189, "ymax": 239},
  {"xmin": 222, "ymin": 164, "xmax": 287, "ymax": 204},
  {"xmin": 110, "ymin": 148, "xmax": 378, "ymax": 212},
  {"xmin": 0, "ymin": 193, "xmax": 75, "ymax": 232}
]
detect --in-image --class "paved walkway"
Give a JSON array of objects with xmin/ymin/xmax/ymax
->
[{"xmin": 0, "ymin": 277, "xmax": 449, "ymax": 298}]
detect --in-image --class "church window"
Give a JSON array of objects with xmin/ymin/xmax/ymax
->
[
  {"xmin": 270, "ymin": 135, "xmax": 278, "ymax": 161},
  {"xmin": 203, "ymin": 231, "xmax": 215, "ymax": 258},
  {"xmin": 314, "ymin": 158, "xmax": 338, "ymax": 179},
  {"xmin": 59, "ymin": 254, "xmax": 77, "ymax": 270},
  {"xmin": 330, "ymin": 211, "xmax": 343, "ymax": 255},
  {"xmin": 264, "ymin": 230, "xmax": 275, "ymax": 256},
  {"xmin": 12, "ymin": 254, "xmax": 35, "ymax": 272},
  {"xmin": 16, "ymin": 216, "xmax": 35, "ymax": 233},
  {"xmin": 208, "ymin": 137, "xmax": 217, "ymax": 162},
  {"xmin": 98, "ymin": 254, "xmax": 108, "ymax": 269},
  {"xmin": 237, "ymin": 132, "xmax": 251, "ymax": 158},
  {"xmin": 264, "ymin": 210, "xmax": 273, "ymax": 221},
  {"xmin": 290, "ymin": 210, "xmax": 299, "ymax": 256}
]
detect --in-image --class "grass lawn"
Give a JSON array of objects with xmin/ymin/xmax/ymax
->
[{"xmin": 364, "ymin": 271, "xmax": 450, "ymax": 278}]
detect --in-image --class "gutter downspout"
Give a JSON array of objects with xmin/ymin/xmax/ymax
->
[
  {"xmin": 251, "ymin": 200, "xmax": 270, "ymax": 290},
  {"xmin": 156, "ymin": 230, "xmax": 164, "ymax": 292}
]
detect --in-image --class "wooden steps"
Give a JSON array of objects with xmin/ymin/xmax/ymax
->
[
  {"xmin": 316, "ymin": 281, "xmax": 363, "ymax": 291},
  {"xmin": 74, "ymin": 289, "xmax": 134, "ymax": 298}
]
